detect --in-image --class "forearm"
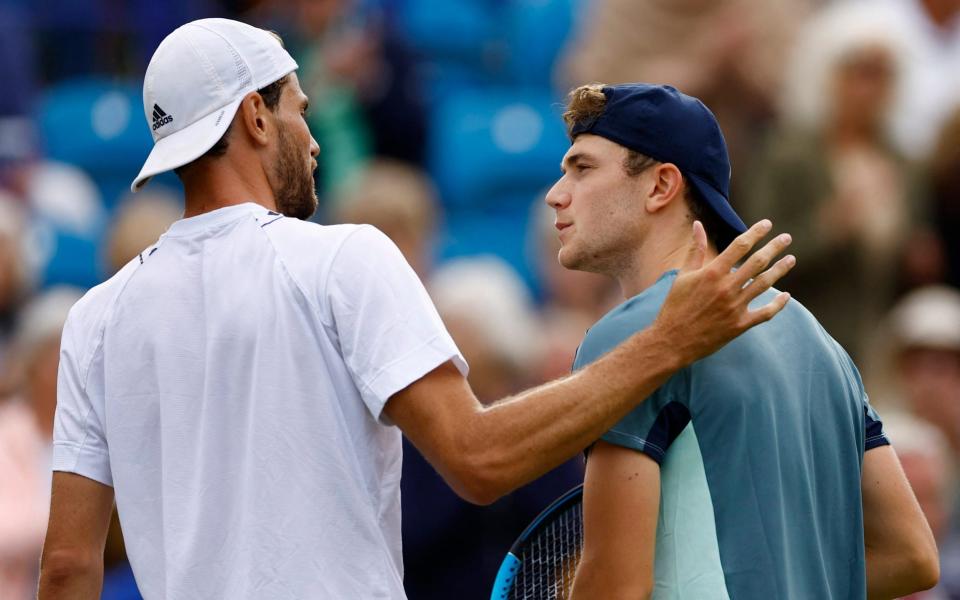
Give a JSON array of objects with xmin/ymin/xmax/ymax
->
[
  {"xmin": 461, "ymin": 324, "xmax": 679, "ymax": 501},
  {"xmin": 38, "ymin": 551, "xmax": 104, "ymax": 600},
  {"xmin": 392, "ymin": 220, "xmax": 794, "ymax": 504},
  {"xmin": 862, "ymin": 447, "xmax": 940, "ymax": 599}
]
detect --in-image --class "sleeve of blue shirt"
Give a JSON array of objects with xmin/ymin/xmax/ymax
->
[
  {"xmin": 573, "ymin": 272, "xmax": 690, "ymax": 465},
  {"xmin": 827, "ymin": 334, "xmax": 889, "ymax": 451}
]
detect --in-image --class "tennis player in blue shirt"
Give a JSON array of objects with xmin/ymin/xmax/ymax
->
[{"xmin": 551, "ymin": 83, "xmax": 939, "ymax": 599}]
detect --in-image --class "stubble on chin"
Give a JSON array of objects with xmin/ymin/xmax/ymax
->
[
  {"xmin": 273, "ymin": 127, "xmax": 319, "ymax": 220},
  {"xmin": 557, "ymin": 244, "xmax": 584, "ymax": 272}
]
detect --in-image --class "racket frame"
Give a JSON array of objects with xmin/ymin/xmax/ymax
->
[{"xmin": 489, "ymin": 484, "xmax": 584, "ymax": 600}]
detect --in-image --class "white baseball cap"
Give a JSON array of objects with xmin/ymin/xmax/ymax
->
[
  {"xmin": 132, "ymin": 18, "xmax": 298, "ymax": 192},
  {"xmin": 890, "ymin": 286, "xmax": 960, "ymax": 352}
]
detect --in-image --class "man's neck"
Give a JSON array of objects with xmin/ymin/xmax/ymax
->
[
  {"xmin": 181, "ymin": 159, "xmax": 277, "ymax": 218},
  {"xmin": 615, "ymin": 229, "xmax": 719, "ymax": 299}
]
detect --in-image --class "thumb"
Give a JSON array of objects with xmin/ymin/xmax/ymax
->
[{"xmin": 682, "ymin": 221, "xmax": 707, "ymax": 272}]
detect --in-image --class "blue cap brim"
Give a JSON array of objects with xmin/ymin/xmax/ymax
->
[{"xmin": 685, "ymin": 172, "xmax": 747, "ymax": 250}]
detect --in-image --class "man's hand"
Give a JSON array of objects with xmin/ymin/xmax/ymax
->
[{"xmin": 655, "ymin": 220, "xmax": 795, "ymax": 367}]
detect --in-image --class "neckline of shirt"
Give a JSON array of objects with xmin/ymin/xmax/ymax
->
[{"xmin": 163, "ymin": 202, "xmax": 267, "ymax": 238}]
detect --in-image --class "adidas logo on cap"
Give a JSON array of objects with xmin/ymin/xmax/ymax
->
[
  {"xmin": 151, "ymin": 104, "xmax": 173, "ymax": 131},
  {"xmin": 133, "ymin": 19, "xmax": 300, "ymax": 192}
]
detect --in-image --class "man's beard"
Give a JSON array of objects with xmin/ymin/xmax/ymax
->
[{"xmin": 273, "ymin": 125, "xmax": 318, "ymax": 220}]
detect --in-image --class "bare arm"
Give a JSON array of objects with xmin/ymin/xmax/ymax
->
[
  {"xmin": 38, "ymin": 472, "xmax": 114, "ymax": 600},
  {"xmin": 863, "ymin": 445, "xmax": 939, "ymax": 599},
  {"xmin": 570, "ymin": 441, "xmax": 659, "ymax": 599},
  {"xmin": 385, "ymin": 221, "xmax": 794, "ymax": 504}
]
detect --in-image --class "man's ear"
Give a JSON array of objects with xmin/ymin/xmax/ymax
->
[
  {"xmin": 237, "ymin": 92, "xmax": 271, "ymax": 147},
  {"xmin": 644, "ymin": 163, "xmax": 684, "ymax": 214}
]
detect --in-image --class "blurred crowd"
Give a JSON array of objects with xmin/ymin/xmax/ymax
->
[{"xmin": 0, "ymin": 0, "xmax": 958, "ymax": 598}]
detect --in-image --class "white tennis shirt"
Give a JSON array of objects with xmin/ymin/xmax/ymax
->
[{"xmin": 52, "ymin": 203, "xmax": 466, "ymax": 599}]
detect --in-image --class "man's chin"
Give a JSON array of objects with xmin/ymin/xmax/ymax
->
[{"xmin": 557, "ymin": 248, "xmax": 585, "ymax": 272}]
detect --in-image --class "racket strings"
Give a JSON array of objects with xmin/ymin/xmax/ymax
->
[{"xmin": 510, "ymin": 502, "xmax": 584, "ymax": 600}]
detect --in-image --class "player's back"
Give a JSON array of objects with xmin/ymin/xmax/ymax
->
[
  {"xmin": 53, "ymin": 204, "xmax": 425, "ymax": 599},
  {"xmin": 574, "ymin": 270, "xmax": 883, "ymax": 599}
]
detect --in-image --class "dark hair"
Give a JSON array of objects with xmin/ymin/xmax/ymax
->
[{"xmin": 174, "ymin": 75, "xmax": 290, "ymax": 177}]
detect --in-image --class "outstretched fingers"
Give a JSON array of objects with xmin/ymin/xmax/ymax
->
[
  {"xmin": 741, "ymin": 254, "xmax": 796, "ymax": 303},
  {"xmin": 744, "ymin": 291, "xmax": 792, "ymax": 328},
  {"xmin": 713, "ymin": 220, "xmax": 773, "ymax": 274},
  {"xmin": 733, "ymin": 232, "xmax": 793, "ymax": 289}
]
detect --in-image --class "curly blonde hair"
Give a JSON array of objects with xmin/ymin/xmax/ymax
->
[
  {"xmin": 563, "ymin": 83, "xmax": 659, "ymax": 176},
  {"xmin": 562, "ymin": 84, "xmax": 607, "ymax": 135}
]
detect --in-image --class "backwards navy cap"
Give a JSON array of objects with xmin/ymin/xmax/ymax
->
[{"xmin": 570, "ymin": 84, "xmax": 747, "ymax": 248}]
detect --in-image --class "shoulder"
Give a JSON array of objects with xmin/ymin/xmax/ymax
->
[
  {"xmin": 61, "ymin": 259, "xmax": 142, "ymax": 362},
  {"xmin": 260, "ymin": 218, "xmax": 398, "ymax": 265},
  {"xmin": 259, "ymin": 217, "xmax": 398, "ymax": 283},
  {"xmin": 576, "ymin": 272, "xmax": 674, "ymax": 369},
  {"xmin": 258, "ymin": 214, "xmax": 371, "ymax": 253}
]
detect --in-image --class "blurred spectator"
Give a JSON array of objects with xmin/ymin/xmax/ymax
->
[
  {"xmin": 878, "ymin": 0, "xmax": 960, "ymax": 159},
  {"xmin": 534, "ymin": 308, "xmax": 596, "ymax": 384},
  {"xmin": 0, "ymin": 155, "xmax": 106, "ymax": 291},
  {"xmin": 281, "ymin": 0, "xmax": 371, "ymax": 197},
  {"xmin": 430, "ymin": 256, "xmax": 540, "ymax": 402},
  {"xmin": 333, "ymin": 159, "xmax": 438, "ymax": 278},
  {"xmin": 871, "ymin": 287, "xmax": 960, "ymax": 458},
  {"xmin": 928, "ymin": 104, "xmax": 960, "ymax": 289},
  {"xmin": 0, "ymin": 3, "xmax": 37, "ymax": 117},
  {"xmin": 277, "ymin": 0, "xmax": 428, "ymax": 198},
  {"xmin": 320, "ymin": 8, "xmax": 428, "ymax": 165},
  {"xmin": 105, "ymin": 189, "xmax": 181, "ymax": 274},
  {"xmin": 746, "ymin": 1, "xmax": 923, "ymax": 361},
  {"xmin": 0, "ymin": 197, "xmax": 32, "ymax": 393},
  {"xmin": 0, "ymin": 287, "xmax": 82, "ymax": 600},
  {"xmin": 884, "ymin": 413, "xmax": 960, "ymax": 599},
  {"xmin": 30, "ymin": 0, "xmax": 221, "ymax": 83},
  {"xmin": 557, "ymin": 0, "xmax": 810, "ymax": 188},
  {"xmin": 0, "ymin": 394, "xmax": 46, "ymax": 600}
]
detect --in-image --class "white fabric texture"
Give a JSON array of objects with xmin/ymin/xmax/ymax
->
[{"xmin": 52, "ymin": 203, "xmax": 465, "ymax": 599}]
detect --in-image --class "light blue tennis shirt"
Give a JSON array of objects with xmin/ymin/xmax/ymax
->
[{"xmin": 573, "ymin": 270, "xmax": 888, "ymax": 600}]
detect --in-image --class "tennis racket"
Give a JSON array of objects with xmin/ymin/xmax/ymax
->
[{"xmin": 489, "ymin": 484, "xmax": 585, "ymax": 600}]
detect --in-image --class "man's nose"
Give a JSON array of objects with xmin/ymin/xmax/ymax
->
[{"xmin": 545, "ymin": 178, "xmax": 570, "ymax": 209}]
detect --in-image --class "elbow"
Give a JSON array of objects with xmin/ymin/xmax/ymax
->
[
  {"xmin": 446, "ymin": 444, "xmax": 512, "ymax": 506},
  {"xmin": 907, "ymin": 543, "xmax": 940, "ymax": 592},
  {"xmin": 39, "ymin": 547, "xmax": 100, "ymax": 589}
]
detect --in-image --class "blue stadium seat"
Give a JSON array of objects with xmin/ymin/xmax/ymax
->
[
  {"xmin": 398, "ymin": 0, "xmax": 501, "ymax": 65},
  {"xmin": 505, "ymin": 0, "xmax": 580, "ymax": 86},
  {"xmin": 398, "ymin": 0, "xmax": 509, "ymax": 100},
  {"xmin": 36, "ymin": 78, "xmax": 153, "ymax": 207},
  {"xmin": 30, "ymin": 218, "xmax": 103, "ymax": 290},
  {"xmin": 428, "ymin": 88, "xmax": 568, "ymax": 209}
]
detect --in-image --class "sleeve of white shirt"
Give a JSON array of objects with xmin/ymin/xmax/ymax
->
[
  {"xmin": 51, "ymin": 309, "xmax": 113, "ymax": 486},
  {"xmin": 327, "ymin": 225, "xmax": 468, "ymax": 421}
]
